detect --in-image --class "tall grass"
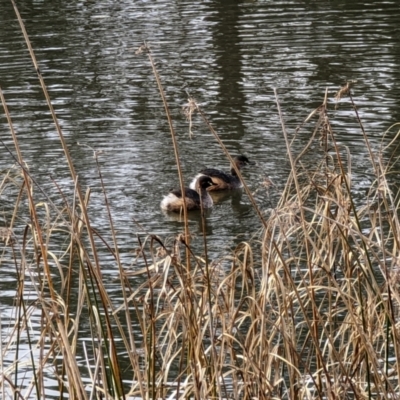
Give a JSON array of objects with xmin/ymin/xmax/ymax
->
[{"xmin": 1, "ymin": 2, "xmax": 400, "ymax": 398}]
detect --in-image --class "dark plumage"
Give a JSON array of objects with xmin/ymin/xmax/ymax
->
[
  {"xmin": 161, "ymin": 176, "xmax": 215, "ymax": 212},
  {"xmin": 190, "ymin": 155, "xmax": 253, "ymax": 191}
]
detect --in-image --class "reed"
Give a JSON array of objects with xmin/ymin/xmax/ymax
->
[{"xmin": 1, "ymin": 2, "xmax": 400, "ymax": 398}]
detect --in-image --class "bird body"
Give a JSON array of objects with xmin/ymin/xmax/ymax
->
[
  {"xmin": 190, "ymin": 155, "xmax": 253, "ymax": 191},
  {"xmin": 161, "ymin": 176, "xmax": 215, "ymax": 212}
]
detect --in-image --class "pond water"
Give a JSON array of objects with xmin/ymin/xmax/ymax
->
[{"xmin": 1, "ymin": 0, "xmax": 400, "ymax": 396}]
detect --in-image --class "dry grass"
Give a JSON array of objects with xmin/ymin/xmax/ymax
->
[{"xmin": 1, "ymin": 2, "xmax": 400, "ymax": 399}]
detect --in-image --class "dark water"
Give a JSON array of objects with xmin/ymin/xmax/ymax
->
[{"xmin": 1, "ymin": 0, "xmax": 400, "ymax": 395}]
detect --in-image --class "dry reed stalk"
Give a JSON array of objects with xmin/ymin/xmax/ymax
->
[
  {"xmin": 1, "ymin": 93, "xmax": 87, "ymax": 398},
  {"xmin": 136, "ymin": 44, "xmax": 192, "ymax": 272},
  {"xmin": 186, "ymin": 98, "xmax": 268, "ymax": 230},
  {"xmin": 6, "ymin": 2, "xmax": 140, "ymax": 398},
  {"xmin": 11, "ymin": 0, "xmax": 102, "ymax": 281},
  {"xmin": 258, "ymin": 85, "xmax": 400, "ymax": 398}
]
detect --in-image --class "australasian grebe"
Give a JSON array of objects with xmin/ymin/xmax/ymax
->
[
  {"xmin": 190, "ymin": 155, "xmax": 253, "ymax": 191},
  {"xmin": 161, "ymin": 175, "xmax": 215, "ymax": 212}
]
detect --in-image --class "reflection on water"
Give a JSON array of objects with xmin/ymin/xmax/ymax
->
[
  {"xmin": 209, "ymin": 188, "xmax": 243, "ymax": 205},
  {"xmin": 1, "ymin": 0, "xmax": 400, "ymax": 396}
]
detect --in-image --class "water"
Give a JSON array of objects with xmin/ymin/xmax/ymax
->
[{"xmin": 1, "ymin": 0, "xmax": 400, "ymax": 396}]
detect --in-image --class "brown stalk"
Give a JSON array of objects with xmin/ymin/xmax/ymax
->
[
  {"xmin": 274, "ymin": 88, "xmax": 327, "ymax": 395},
  {"xmin": 192, "ymin": 100, "xmax": 268, "ymax": 230},
  {"xmin": 137, "ymin": 43, "xmax": 192, "ymax": 271},
  {"xmin": 1, "ymin": 87, "xmax": 89, "ymax": 397},
  {"xmin": 11, "ymin": 0, "xmax": 102, "ymax": 279}
]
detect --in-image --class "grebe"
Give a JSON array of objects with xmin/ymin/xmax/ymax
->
[
  {"xmin": 161, "ymin": 175, "xmax": 215, "ymax": 212},
  {"xmin": 190, "ymin": 155, "xmax": 253, "ymax": 191}
]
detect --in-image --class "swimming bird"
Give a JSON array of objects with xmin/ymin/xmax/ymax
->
[
  {"xmin": 190, "ymin": 155, "xmax": 253, "ymax": 191},
  {"xmin": 160, "ymin": 175, "xmax": 215, "ymax": 212}
]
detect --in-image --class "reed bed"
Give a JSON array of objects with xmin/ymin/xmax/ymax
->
[{"xmin": 2, "ymin": 2, "xmax": 400, "ymax": 399}]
